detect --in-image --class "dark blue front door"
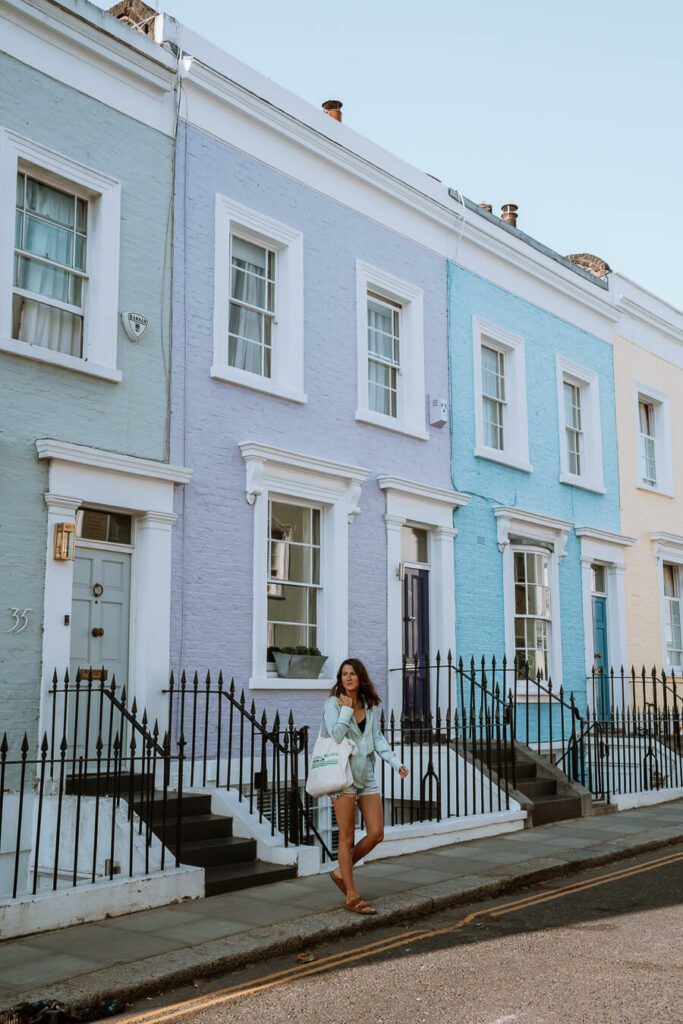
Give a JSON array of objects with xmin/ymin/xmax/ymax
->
[
  {"xmin": 592, "ymin": 595, "xmax": 609, "ymax": 717},
  {"xmin": 403, "ymin": 567, "xmax": 430, "ymax": 721}
]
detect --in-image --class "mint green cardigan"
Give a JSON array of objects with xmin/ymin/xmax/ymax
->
[{"xmin": 322, "ymin": 696, "xmax": 402, "ymax": 789}]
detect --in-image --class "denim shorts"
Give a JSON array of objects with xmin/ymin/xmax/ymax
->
[{"xmin": 330, "ymin": 760, "xmax": 380, "ymax": 801}]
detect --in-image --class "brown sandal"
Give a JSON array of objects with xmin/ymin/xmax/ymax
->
[
  {"xmin": 344, "ymin": 896, "xmax": 376, "ymax": 915},
  {"xmin": 331, "ymin": 870, "xmax": 347, "ymax": 896}
]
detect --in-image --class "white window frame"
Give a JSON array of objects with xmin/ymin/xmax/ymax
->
[
  {"xmin": 556, "ymin": 356, "xmax": 605, "ymax": 493},
  {"xmin": 473, "ymin": 317, "xmax": 531, "ymax": 473},
  {"xmin": 355, "ymin": 261, "xmax": 427, "ymax": 440},
  {"xmin": 0, "ymin": 128, "xmax": 122, "ymax": 382},
  {"xmin": 652, "ymin": 533, "xmax": 683, "ymax": 674},
  {"xmin": 495, "ymin": 506, "xmax": 570, "ymax": 690},
  {"xmin": 213, "ymin": 195, "xmax": 305, "ymax": 404},
  {"xmin": 633, "ymin": 382, "xmax": 673, "ymax": 497},
  {"xmin": 240, "ymin": 442, "xmax": 369, "ymax": 690}
]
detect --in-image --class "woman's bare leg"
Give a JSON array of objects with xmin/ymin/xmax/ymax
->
[
  {"xmin": 353, "ymin": 793, "xmax": 384, "ymax": 863},
  {"xmin": 332, "ymin": 794, "xmax": 359, "ymax": 900}
]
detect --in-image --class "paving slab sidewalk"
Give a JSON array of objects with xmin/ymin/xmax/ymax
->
[{"xmin": 1, "ymin": 799, "xmax": 682, "ymax": 1018}]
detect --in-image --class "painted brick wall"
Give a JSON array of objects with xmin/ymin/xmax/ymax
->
[
  {"xmin": 614, "ymin": 334, "xmax": 683, "ymax": 669},
  {"xmin": 448, "ymin": 264, "xmax": 621, "ymax": 701},
  {"xmin": 170, "ymin": 122, "xmax": 451, "ymax": 725},
  {"xmin": 0, "ymin": 53, "xmax": 174, "ymax": 742}
]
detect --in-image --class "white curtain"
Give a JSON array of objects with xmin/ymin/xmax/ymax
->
[
  {"xmin": 229, "ymin": 238, "xmax": 267, "ymax": 375},
  {"xmin": 15, "ymin": 295, "xmax": 82, "ymax": 355},
  {"xmin": 15, "ymin": 179, "xmax": 82, "ymax": 356}
]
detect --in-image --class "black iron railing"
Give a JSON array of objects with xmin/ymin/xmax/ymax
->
[
  {"xmin": 164, "ymin": 666, "xmax": 517, "ymax": 862},
  {"xmin": 0, "ymin": 676, "xmax": 175, "ymax": 901}
]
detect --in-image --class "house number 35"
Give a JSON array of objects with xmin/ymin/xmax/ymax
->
[{"xmin": 6, "ymin": 608, "xmax": 32, "ymax": 634}]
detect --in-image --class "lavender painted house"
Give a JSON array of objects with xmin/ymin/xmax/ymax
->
[{"xmin": 169, "ymin": 32, "xmax": 468, "ymax": 727}]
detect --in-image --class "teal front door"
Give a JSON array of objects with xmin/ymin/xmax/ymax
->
[
  {"xmin": 70, "ymin": 546, "xmax": 131, "ymax": 695},
  {"xmin": 592, "ymin": 595, "xmax": 609, "ymax": 718}
]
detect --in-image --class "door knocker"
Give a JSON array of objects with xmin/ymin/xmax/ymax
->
[{"xmin": 92, "ymin": 583, "xmax": 104, "ymax": 599}]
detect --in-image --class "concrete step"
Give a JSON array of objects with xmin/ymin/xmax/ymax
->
[
  {"xmin": 515, "ymin": 778, "xmax": 557, "ymax": 799},
  {"xmin": 66, "ymin": 773, "xmax": 154, "ymax": 796},
  {"xmin": 531, "ymin": 794, "xmax": 584, "ymax": 826},
  {"xmin": 204, "ymin": 859, "xmax": 297, "ymax": 896},
  {"xmin": 499, "ymin": 762, "xmax": 538, "ymax": 780},
  {"xmin": 135, "ymin": 793, "xmax": 213, "ymax": 819},
  {"xmin": 172, "ymin": 835, "xmax": 256, "ymax": 868},
  {"xmin": 153, "ymin": 813, "xmax": 233, "ymax": 844}
]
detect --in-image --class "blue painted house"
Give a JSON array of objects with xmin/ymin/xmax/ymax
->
[{"xmin": 448, "ymin": 211, "xmax": 634, "ymax": 723}]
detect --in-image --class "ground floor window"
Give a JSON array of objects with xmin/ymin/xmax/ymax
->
[
  {"xmin": 513, "ymin": 547, "xmax": 552, "ymax": 678},
  {"xmin": 663, "ymin": 562, "xmax": 683, "ymax": 671},
  {"xmin": 267, "ymin": 500, "xmax": 321, "ymax": 653}
]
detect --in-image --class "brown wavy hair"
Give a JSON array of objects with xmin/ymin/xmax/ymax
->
[{"xmin": 330, "ymin": 659, "xmax": 381, "ymax": 707}]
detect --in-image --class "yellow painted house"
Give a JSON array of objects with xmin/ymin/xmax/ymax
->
[{"xmin": 612, "ymin": 274, "xmax": 683, "ymax": 691}]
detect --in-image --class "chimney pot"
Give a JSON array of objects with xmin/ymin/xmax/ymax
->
[
  {"xmin": 478, "ymin": 202, "xmax": 493, "ymax": 213},
  {"xmin": 501, "ymin": 203, "xmax": 519, "ymax": 228},
  {"xmin": 322, "ymin": 100, "xmax": 343, "ymax": 122}
]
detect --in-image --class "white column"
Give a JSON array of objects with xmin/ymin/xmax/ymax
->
[
  {"xmin": 384, "ymin": 513, "xmax": 405, "ymax": 718},
  {"xmin": 431, "ymin": 525, "xmax": 458, "ymax": 660},
  {"xmin": 608, "ymin": 563, "xmax": 629, "ymax": 709},
  {"xmin": 580, "ymin": 555, "xmax": 594, "ymax": 705},
  {"xmin": 131, "ymin": 511, "xmax": 176, "ymax": 733},
  {"xmin": 40, "ymin": 493, "xmax": 82, "ymax": 741}
]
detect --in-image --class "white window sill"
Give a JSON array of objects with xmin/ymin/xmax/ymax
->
[
  {"xmin": 474, "ymin": 445, "xmax": 532, "ymax": 474},
  {"xmin": 250, "ymin": 675, "xmax": 335, "ymax": 691},
  {"xmin": 0, "ymin": 336, "xmax": 122, "ymax": 382},
  {"xmin": 511, "ymin": 680, "xmax": 564, "ymax": 702},
  {"xmin": 211, "ymin": 364, "xmax": 307, "ymax": 404},
  {"xmin": 559, "ymin": 472, "xmax": 606, "ymax": 495},
  {"xmin": 355, "ymin": 409, "xmax": 429, "ymax": 441},
  {"xmin": 637, "ymin": 482, "xmax": 674, "ymax": 499}
]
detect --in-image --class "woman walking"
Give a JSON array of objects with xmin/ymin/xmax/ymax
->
[{"xmin": 325, "ymin": 659, "xmax": 408, "ymax": 915}]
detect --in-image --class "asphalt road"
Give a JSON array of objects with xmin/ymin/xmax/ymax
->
[{"xmin": 120, "ymin": 844, "xmax": 683, "ymax": 1024}]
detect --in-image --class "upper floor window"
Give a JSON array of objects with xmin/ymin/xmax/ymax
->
[
  {"xmin": 229, "ymin": 236, "xmax": 276, "ymax": 379},
  {"xmin": 356, "ymin": 262, "xmax": 426, "ymax": 440},
  {"xmin": 663, "ymin": 563, "xmax": 683, "ymax": 671},
  {"xmin": 481, "ymin": 344, "xmax": 505, "ymax": 450},
  {"xmin": 0, "ymin": 129, "xmax": 121, "ymax": 382},
  {"xmin": 367, "ymin": 293, "xmax": 401, "ymax": 418},
  {"xmin": 213, "ymin": 195, "xmax": 304, "ymax": 403},
  {"xmin": 638, "ymin": 399, "xmax": 657, "ymax": 486},
  {"xmin": 473, "ymin": 317, "xmax": 531, "ymax": 472},
  {"xmin": 563, "ymin": 381, "xmax": 582, "ymax": 475},
  {"xmin": 633, "ymin": 383, "xmax": 672, "ymax": 496},
  {"xmin": 556, "ymin": 356, "xmax": 604, "ymax": 493},
  {"xmin": 14, "ymin": 172, "xmax": 88, "ymax": 359}
]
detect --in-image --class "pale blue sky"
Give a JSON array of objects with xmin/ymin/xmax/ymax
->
[{"xmin": 96, "ymin": 0, "xmax": 682, "ymax": 308}]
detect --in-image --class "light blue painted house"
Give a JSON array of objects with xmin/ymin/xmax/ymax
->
[
  {"xmin": 447, "ymin": 213, "xmax": 634, "ymax": 727},
  {"xmin": 0, "ymin": 0, "xmax": 186, "ymax": 746}
]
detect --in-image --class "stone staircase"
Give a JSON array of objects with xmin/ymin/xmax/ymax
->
[
  {"xmin": 501, "ymin": 746, "xmax": 589, "ymax": 826},
  {"xmin": 142, "ymin": 791, "xmax": 297, "ymax": 895},
  {"xmin": 68, "ymin": 773, "xmax": 297, "ymax": 895}
]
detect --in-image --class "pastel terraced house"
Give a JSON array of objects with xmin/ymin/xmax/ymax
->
[
  {"xmin": 612, "ymin": 273, "xmax": 683, "ymax": 683},
  {"xmin": 0, "ymin": 0, "xmax": 187, "ymax": 746},
  {"xmin": 447, "ymin": 222, "xmax": 633, "ymax": 723}
]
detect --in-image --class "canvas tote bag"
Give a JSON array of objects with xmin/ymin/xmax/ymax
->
[{"xmin": 305, "ymin": 719, "xmax": 357, "ymax": 798}]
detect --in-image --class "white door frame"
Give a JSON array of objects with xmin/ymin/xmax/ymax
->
[
  {"xmin": 378, "ymin": 476, "xmax": 469, "ymax": 720},
  {"xmin": 576, "ymin": 527, "xmax": 636, "ymax": 711},
  {"xmin": 37, "ymin": 440, "xmax": 191, "ymax": 742}
]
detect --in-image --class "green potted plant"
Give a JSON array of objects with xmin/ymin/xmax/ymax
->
[{"xmin": 271, "ymin": 645, "xmax": 329, "ymax": 680}]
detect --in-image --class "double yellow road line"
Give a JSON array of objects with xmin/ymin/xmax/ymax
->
[{"xmin": 120, "ymin": 848, "xmax": 683, "ymax": 1024}]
